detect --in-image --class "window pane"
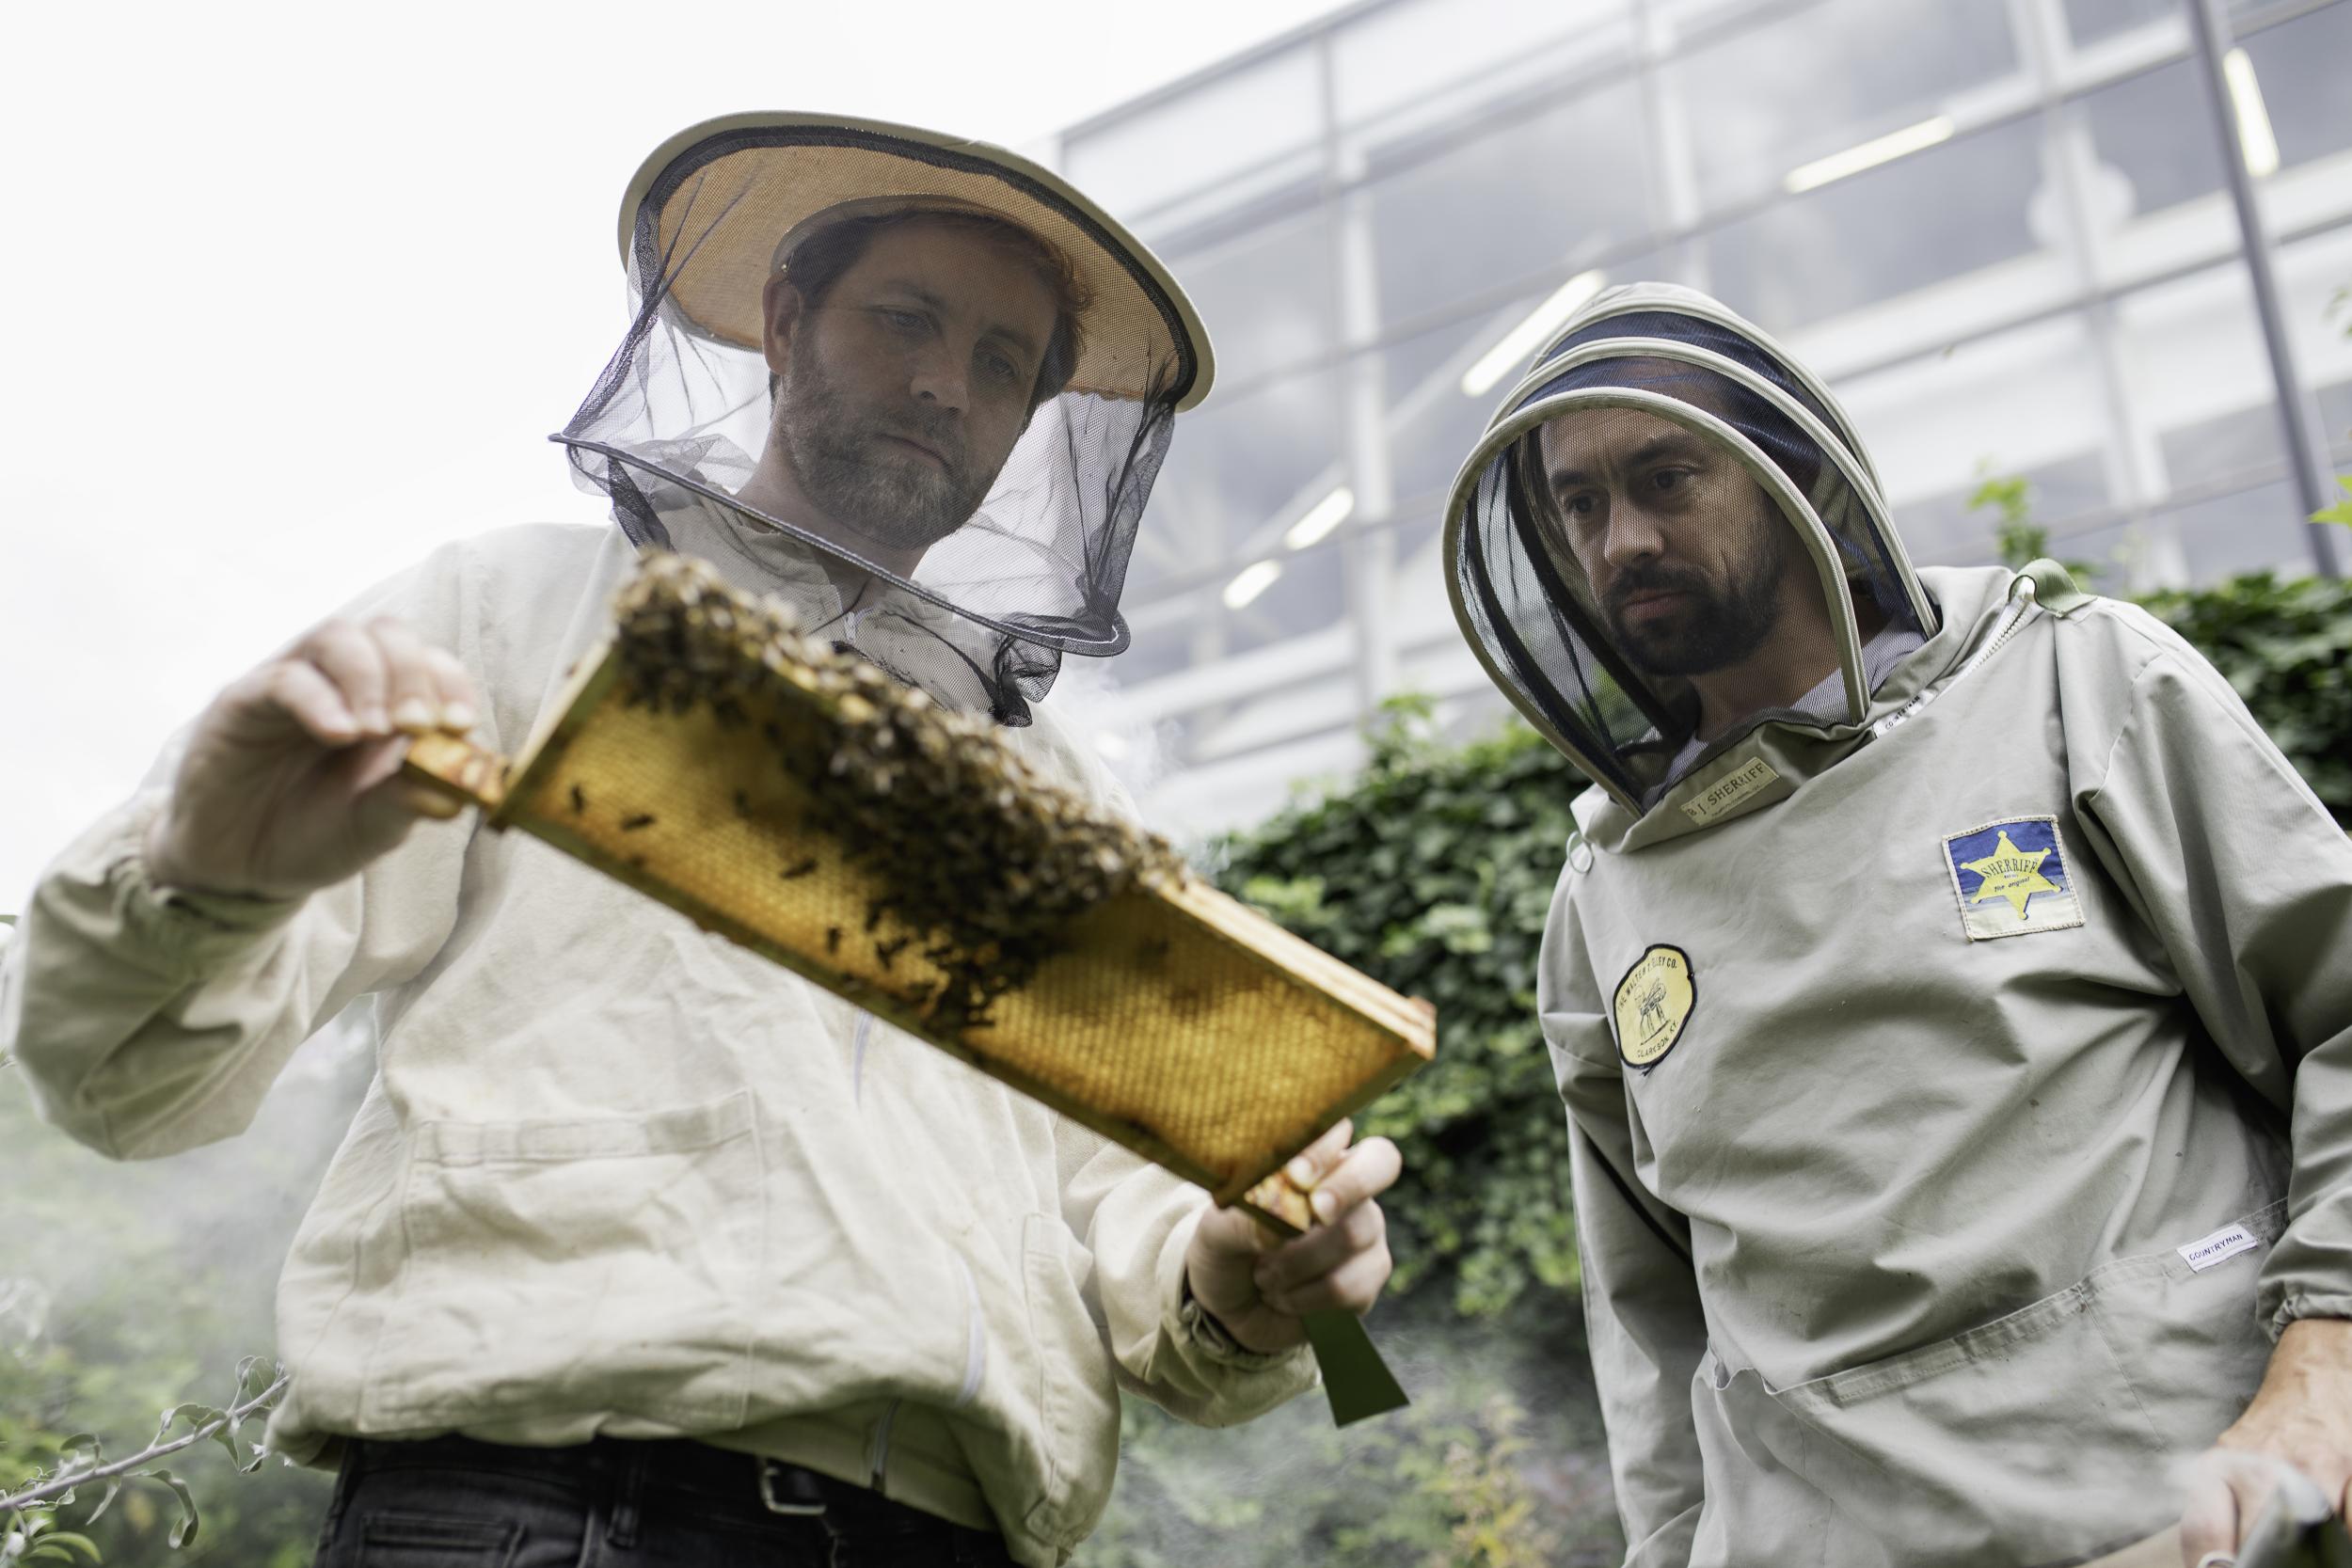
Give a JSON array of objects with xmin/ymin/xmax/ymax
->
[
  {"xmin": 1359, "ymin": 79, "xmax": 1657, "ymax": 326},
  {"xmin": 1216, "ymin": 545, "xmax": 1348, "ymax": 658},
  {"xmin": 1378, "ymin": 307, "xmax": 1535, "ymax": 509},
  {"xmin": 2153, "ymin": 480, "xmax": 2318, "ymax": 578},
  {"xmin": 2064, "ymin": 0, "xmax": 2259, "ymax": 49},
  {"xmin": 1159, "ymin": 202, "xmax": 1338, "ymax": 388},
  {"xmin": 1113, "ymin": 613, "xmax": 1197, "ymax": 686},
  {"xmin": 1898, "ymin": 452, "xmax": 2111, "ymax": 570},
  {"xmin": 2115, "ymin": 262, "xmax": 2279, "ymax": 497},
  {"xmin": 1152, "ymin": 369, "xmax": 1343, "ymax": 575},
  {"xmin": 1666, "ymin": 0, "xmax": 2021, "ymax": 210},
  {"xmin": 1701, "ymin": 115, "xmax": 2046, "ymax": 333},
  {"xmin": 2072, "ymin": 484, "xmax": 2332, "ymax": 588},
  {"xmin": 1841, "ymin": 313, "xmax": 2113, "ymax": 554},
  {"xmin": 1331, "ymin": 0, "xmax": 1630, "ymax": 135},
  {"xmin": 2072, "ymin": 57, "xmax": 2226, "ymax": 221},
  {"xmin": 2280, "ymin": 228, "xmax": 2352, "ymax": 436},
  {"xmin": 2063, "ymin": 0, "xmax": 2176, "ymax": 48},
  {"xmin": 2322, "ymin": 378, "xmax": 2352, "ymax": 451},
  {"xmin": 2245, "ymin": 3, "xmax": 2352, "ymax": 172},
  {"xmin": 1062, "ymin": 45, "xmax": 1323, "ymax": 219},
  {"xmin": 2159, "ymin": 403, "xmax": 2282, "ymax": 490}
]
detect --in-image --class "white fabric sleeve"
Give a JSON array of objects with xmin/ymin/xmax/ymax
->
[
  {"xmin": 0, "ymin": 542, "xmax": 494, "ymax": 1158},
  {"xmin": 1053, "ymin": 1123, "xmax": 1318, "ymax": 1426}
]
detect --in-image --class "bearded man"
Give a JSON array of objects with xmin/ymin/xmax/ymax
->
[
  {"xmin": 1442, "ymin": 282, "xmax": 2351, "ymax": 1566},
  {"xmin": 0, "ymin": 114, "xmax": 1401, "ymax": 1568}
]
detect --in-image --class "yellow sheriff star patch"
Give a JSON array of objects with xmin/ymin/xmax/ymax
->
[
  {"xmin": 1942, "ymin": 816, "xmax": 2087, "ymax": 942},
  {"xmin": 1958, "ymin": 830, "xmax": 2060, "ymax": 918}
]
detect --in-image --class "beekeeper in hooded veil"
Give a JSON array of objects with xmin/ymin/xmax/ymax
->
[
  {"xmin": 0, "ymin": 113, "xmax": 1404, "ymax": 1568},
  {"xmin": 1444, "ymin": 282, "xmax": 2352, "ymax": 1566}
]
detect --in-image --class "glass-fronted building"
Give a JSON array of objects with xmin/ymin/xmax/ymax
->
[{"xmin": 1040, "ymin": 0, "xmax": 2352, "ymax": 836}]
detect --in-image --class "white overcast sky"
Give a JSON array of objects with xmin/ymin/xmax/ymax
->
[{"xmin": 0, "ymin": 0, "xmax": 1348, "ymax": 906}]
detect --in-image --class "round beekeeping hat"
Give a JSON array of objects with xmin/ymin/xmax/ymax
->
[
  {"xmin": 614, "ymin": 111, "xmax": 1213, "ymax": 410},
  {"xmin": 555, "ymin": 112, "xmax": 1216, "ymax": 726}
]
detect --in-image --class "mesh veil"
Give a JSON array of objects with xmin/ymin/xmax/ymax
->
[
  {"xmin": 1444, "ymin": 285, "xmax": 1936, "ymax": 809},
  {"xmin": 556, "ymin": 117, "xmax": 1204, "ymax": 725}
]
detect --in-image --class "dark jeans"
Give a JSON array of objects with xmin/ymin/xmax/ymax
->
[{"xmin": 311, "ymin": 1433, "xmax": 1018, "ymax": 1568}]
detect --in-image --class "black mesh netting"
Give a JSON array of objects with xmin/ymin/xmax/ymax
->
[
  {"xmin": 556, "ymin": 119, "xmax": 1200, "ymax": 725},
  {"xmin": 1447, "ymin": 287, "xmax": 1937, "ymax": 806}
]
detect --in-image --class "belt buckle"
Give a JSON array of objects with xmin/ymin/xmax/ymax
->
[{"xmin": 757, "ymin": 1458, "xmax": 828, "ymax": 1518}]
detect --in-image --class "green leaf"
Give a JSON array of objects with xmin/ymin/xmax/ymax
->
[
  {"xmin": 2313, "ymin": 475, "xmax": 2352, "ymax": 527},
  {"xmin": 80, "ymin": 1480, "xmax": 121, "ymax": 1526},
  {"xmin": 152, "ymin": 1401, "xmax": 242, "ymax": 1472},
  {"xmin": 136, "ymin": 1468, "xmax": 198, "ymax": 1549}
]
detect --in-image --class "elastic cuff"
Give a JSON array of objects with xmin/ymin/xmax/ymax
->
[
  {"xmin": 112, "ymin": 797, "xmax": 306, "ymax": 969},
  {"xmin": 2265, "ymin": 1296, "xmax": 2352, "ymax": 1339},
  {"xmin": 1175, "ymin": 1275, "xmax": 1296, "ymax": 1372}
]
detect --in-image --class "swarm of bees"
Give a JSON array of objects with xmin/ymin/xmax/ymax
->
[{"xmin": 608, "ymin": 552, "xmax": 1186, "ymax": 1032}]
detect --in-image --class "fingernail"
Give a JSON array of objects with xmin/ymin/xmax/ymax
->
[
  {"xmin": 1311, "ymin": 1190, "xmax": 1340, "ymax": 1226},
  {"xmin": 1285, "ymin": 1158, "xmax": 1316, "ymax": 1188},
  {"xmin": 392, "ymin": 698, "xmax": 434, "ymax": 731},
  {"xmin": 359, "ymin": 706, "xmax": 390, "ymax": 736},
  {"xmin": 441, "ymin": 701, "xmax": 477, "ymax": 731}
]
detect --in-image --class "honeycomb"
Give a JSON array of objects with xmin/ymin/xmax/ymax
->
[{"xmin": 408, "ymin": 554, "xmax": 1434, "ymax": 1205}]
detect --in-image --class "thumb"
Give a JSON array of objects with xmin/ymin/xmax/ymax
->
[{"xmin": 341, "ymin": 740, "xmax": 449, "ymax": 862}]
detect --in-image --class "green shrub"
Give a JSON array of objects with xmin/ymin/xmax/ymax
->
[
  {"xmin": 2137, "ymin": 573, "xmax": 2352, "ymax": 827},
  {"xmin": 1213, "ymin": 701, "xmax": 1583, "ymax": 1322}
]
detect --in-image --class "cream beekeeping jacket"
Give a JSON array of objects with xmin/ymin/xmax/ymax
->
[{"xmin": 0, "ymin": 514, "xmax": 1315, "ymax": 1568}]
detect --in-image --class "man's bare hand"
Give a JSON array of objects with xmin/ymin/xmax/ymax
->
[
  {"xmin": 1184, "ymin": 1119, "xmax": 1402, "ymax": 1354},
  {"xmin": 2180, "ymin": 1318, "xmax": 2352, "ymax": 1564},
  {"xmin": 144, "ymin": 616, "xmax": 480, "ymax": 900}
]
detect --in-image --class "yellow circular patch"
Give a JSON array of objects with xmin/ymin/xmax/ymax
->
[{"xmin": 1613, "ymin": 945, "xmax": 1696, "ymax": 1069}]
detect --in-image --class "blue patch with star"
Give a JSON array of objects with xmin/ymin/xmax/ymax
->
[{"xmin": 1941, "ymin": 816, "xmax": 2087, "ymax": 942}]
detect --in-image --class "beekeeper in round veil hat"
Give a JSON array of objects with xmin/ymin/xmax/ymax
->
[{"xmin": 559, "ymin": 111, "xmax": 1213, "ymax": 724}]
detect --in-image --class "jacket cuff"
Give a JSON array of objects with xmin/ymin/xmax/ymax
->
[
  {"xmin": 1157, "ymin": 1208, "xmax": 1314, "ymax": 1392},
  {"xmin": 83, "ymin": 795, "xmax": 306, "ymax": 979},
  {"xmin": 1175, "ymin": 1275, "xmax": 1295, "ymax": 1372},
  {"xmin": 2266, "ymin": 1296, "xmax": 2352, "ymax": 1338}
]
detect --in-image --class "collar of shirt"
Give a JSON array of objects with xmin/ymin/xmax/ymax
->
[
  {"xmin": 1660, "ymin": 621, "xmax": 1928, "ymax": 785},
  {"xmin": 650, "ymin": 486, "xmax": 1004, "ymax": 713}
]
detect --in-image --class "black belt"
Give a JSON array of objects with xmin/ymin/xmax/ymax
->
[{"xmin": 343, "ymin": 1432, "xmax": 999, "ymax": 1545}]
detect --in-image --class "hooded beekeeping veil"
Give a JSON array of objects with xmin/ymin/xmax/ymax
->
[
  {"xmin": 557, "ymin": 112, "xmax": 1212, "ymax": 725},
  {"xmin": 1444, "ymin": 282, "xmax": 1936, "ymax": 812}
]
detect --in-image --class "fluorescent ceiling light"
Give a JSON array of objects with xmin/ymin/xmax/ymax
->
[
  {"xmin": 1784, "ymin": 115, "xmax": 1954, "ymax": 194},
  {"xmin": 1222, "ymin": 560, "xmax": 1284, "ymax": 610},
  {"xmin": 1282, "ymin": 486, "xmax": 1356, "ymax": 549},
  {"xmin": 2223, "ymin": 49, "xmax": 2280, "ymax": 179},
  {"xmin": 1459, "ymin": 269, "xmax": 1609, "ymax": 398}
]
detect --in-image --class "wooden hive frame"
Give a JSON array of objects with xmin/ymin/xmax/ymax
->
[{"xmin": 402, "ymin": 556, "xmax": 1435, "ymax": 1420}]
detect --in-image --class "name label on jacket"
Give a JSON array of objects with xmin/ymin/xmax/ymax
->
[
  {"xmin": 2177, "ymin": 1222, "xmax": 2259, "ymax": 1272},
  {"xmin": 1681, "ymin": 757, "xmax": 1781, "ymax": 826}
]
